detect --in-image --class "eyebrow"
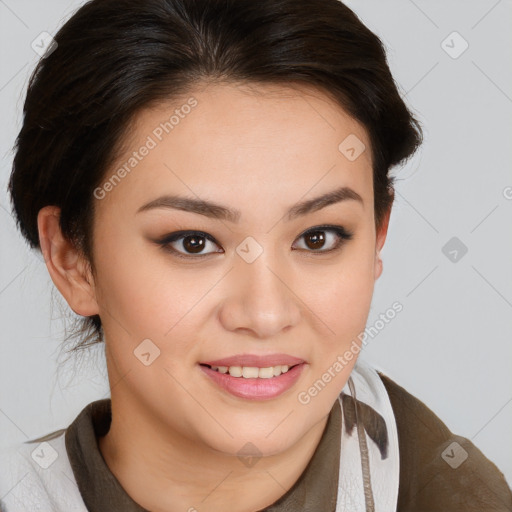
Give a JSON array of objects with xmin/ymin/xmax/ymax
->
[{"xmin": 136, "ymin": 185, "xmax": 363, "ymax": 223}]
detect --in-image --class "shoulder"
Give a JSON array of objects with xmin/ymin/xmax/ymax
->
[
  {"xmin": 0, "ymin": 430, "xmax": 87, "ymax": 512},
  {"xmin": 378, "ymin": 371, "xmax": 512, "ymax": 511}
]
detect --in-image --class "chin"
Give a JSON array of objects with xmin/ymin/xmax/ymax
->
[{"xmin": 198, "ymin": 411, "xmax": 317, "ymax": 460}]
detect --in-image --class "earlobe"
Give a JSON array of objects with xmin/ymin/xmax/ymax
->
[{"xmin": 37, "ymin": 206, "xmax": 99, "ymax": 317}]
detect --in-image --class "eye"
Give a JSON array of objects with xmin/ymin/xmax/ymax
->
[
  {"xmin": 292, "ymin": 225, "xmax": 353, "ymax": 253},
  {"xmin": 156, "ymin": 230, "xmax": 223, "ymax": 259},
  {"xmin": 155, "ymin": 225, "xmax": 353, "ymax": 260}
]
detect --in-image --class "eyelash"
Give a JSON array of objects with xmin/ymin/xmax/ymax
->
[{"xmin": 155, "ymin": 225, "xmax": 354, "ymax": 260}]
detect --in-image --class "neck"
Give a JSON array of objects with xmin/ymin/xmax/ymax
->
[{"xmin": 98, "ymin": 397, "xmax": 330, "ymax": 512}]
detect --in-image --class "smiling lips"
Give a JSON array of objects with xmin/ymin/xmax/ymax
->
[{"xmin": 199, "ymin": 353, "xmax": 306, "ymax": 400}]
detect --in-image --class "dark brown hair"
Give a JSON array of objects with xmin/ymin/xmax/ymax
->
[{"xmin": 8, "ymin": 0, "xmax": 423, "ymax": 353}]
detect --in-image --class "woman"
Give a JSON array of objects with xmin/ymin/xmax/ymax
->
[{"xmin": 2, "ymin": 0, "xmax": 511, "ymax": 510}]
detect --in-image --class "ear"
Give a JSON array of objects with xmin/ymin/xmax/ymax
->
[
  {"xmin": 37, "ymin": 206, "xmax": 99, "ymax": 317},
  {"xmin": 374, "ymin": 192, "xmax": 393, "ymax": 281}
]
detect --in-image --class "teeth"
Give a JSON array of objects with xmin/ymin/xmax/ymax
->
[
  {"xmin": 229, "ymin": 366, "xmax": 243, "ymax": 377},
  {"xmin": 242, "ymin": 366, "xmax": 259, "ymax": 378},
  {"xmin": 209, "ymin": 364, "xmax": 293, "ymax": 378},
  {"xmin": 258, "ymin": 367, "xmax": 274, "ymax": 379}
]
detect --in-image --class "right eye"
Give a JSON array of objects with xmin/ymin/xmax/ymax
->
[{"xmin": 156, "ymin": 231, "xmax": 224, "ymax": 259}]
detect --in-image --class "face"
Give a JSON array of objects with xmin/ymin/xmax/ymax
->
[{"xmin": 87, "ymin": 82, "xmax": 386, "ymax": 457}]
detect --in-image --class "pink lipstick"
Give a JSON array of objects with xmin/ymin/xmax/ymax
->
[{"xmin": 199, "ymin": 353, "xmax": 306, "ymax": 400}]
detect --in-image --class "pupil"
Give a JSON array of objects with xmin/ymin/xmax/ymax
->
[
  {"xmin": 184, "ymin": 235, "xmax": 205, "ymax": 254},
  {"xmin": 307, "ymin": 231, "xmax": 325, "ymax": 250}
]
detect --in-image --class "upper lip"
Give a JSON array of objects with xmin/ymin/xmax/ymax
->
[{"xmin": 200, "ymin": 353, "xmax": 305, "ymax": 368}]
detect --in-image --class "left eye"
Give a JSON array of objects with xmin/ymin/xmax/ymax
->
[
  {"xmin": 156, "ymin": 225, "xmax": 353, "ymax": 259},
  {"xmin": 293, "ymin": 226, "xmax": 352, "ymax": 252}
]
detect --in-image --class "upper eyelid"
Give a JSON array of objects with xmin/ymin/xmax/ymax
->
[
  {"xmin": 158, "ymin": 230, "xmax": 218, "ymax": 245},
  {"xmin": 159, "ymin": 225, "xmax": 349, "ymax": 242}
]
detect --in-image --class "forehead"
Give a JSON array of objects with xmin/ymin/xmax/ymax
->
[{"xmin": 96, "ymin": 81, "xmax": 373, "ymax": 216}]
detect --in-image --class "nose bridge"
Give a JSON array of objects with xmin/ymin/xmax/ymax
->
[{"xmin": 221, "ymin": 243, "xmax": 301, "ymax": 337}]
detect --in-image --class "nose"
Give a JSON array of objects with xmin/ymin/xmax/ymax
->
[{"xmin": 218, "ymin": 252, "xmax": 302, "ymax": 339}]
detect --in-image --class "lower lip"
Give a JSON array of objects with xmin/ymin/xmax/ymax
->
[{"xmin": 199, "ymin": 363, "xmax": 305, "ymax": 400}]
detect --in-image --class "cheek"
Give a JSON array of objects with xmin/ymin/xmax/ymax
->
[
  {"xmin": 301, "ymin": 242, "xmax": 376, "ymax": 341},
  {"xmin": 293, "ymin": 247, "xmax": 375, "ymax": 411},
  {"xmin": 92, "ymin": 228, "xmax": 204, "ymax": 347}
]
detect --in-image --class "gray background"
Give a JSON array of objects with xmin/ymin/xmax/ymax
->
[{"xmin": 1, "ymin": 0, "xmax": 511, "ymax": 491}]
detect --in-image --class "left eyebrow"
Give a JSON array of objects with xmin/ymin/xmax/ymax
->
[{"xmin": 136, "ymin": 185, "xmax": 364, "ymax": 223}]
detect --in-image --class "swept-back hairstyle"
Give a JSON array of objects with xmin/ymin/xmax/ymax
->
[{"xmin": 8, "ymin": 0, "xmax": 422, "ymax": 351}]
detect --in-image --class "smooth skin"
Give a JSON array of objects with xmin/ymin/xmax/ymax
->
[{"xmin": 38, "ymin": 81, "xmax": 391, "ymax": 512}]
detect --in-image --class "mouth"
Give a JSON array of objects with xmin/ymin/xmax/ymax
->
[{"xmin": 198, "ymin": 358, "xmax": 306, "ymax": 400}]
